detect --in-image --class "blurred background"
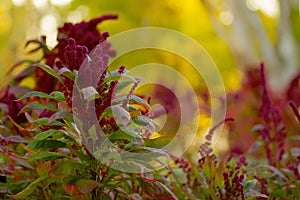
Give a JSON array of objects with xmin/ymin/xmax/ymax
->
[
  {"xmin": 0, "ymin": 0, "xmax": 299, "ymax": 159},
  {"xmin": 1, "ymin": 0, "xmax": 298, "ymax": 91}
]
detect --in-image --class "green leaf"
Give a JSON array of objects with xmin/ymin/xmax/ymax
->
[
  {"xmin": 109, "ymin": 129, "xmax": 134, "ymax": 142},
  {"xmin": 19, "ymin": 103, "xmax": 59, "ymax": 113},
  {"xmin": 4, "ymin": 136, "xmax": 28, "ymax": 143},
  {"xmin": 132, "ymin": 115, "xmax": 157, "ymax": 132},
  {"xmin": 30, "ymin": 152, "xmax": 67, "ymax": 161},
  {"xmin": 114, "ymin": 81, "xmax": 135, "ymax": 93},
  {"xmin": 122, "ymin": 147, "xmax": 169, "ymax": 162},
  {"xmin": 144, "ymin": 137, "xmax": 172, "ymax": 148},
  {"xmin": 263, "ymin": 164, "xmax": 287, "ymax": 179},
  {"xmin": 81, "ymin": 86, "xmax": 100, "ymax": 102},
  {"xmin": 130, "ymin": 193, "xmax": 143, "ymax": 200},
  {"xmin": 54, "ymin": 161, "xmax": 85, "ymax": 176},
  {"xmin": 245, "ymin": 189, "xmax": 268, "ymax": 199},
  {"xmin": 75, "ymin": 179, "xmax": 99, "ymax": 194},
  {"xmin": 9, "ymin": 155, "xmax": 34, "ymax": 169},
  {"xmin": 138, "ymin": 179, "xmax": 178, "ymax": 200},
  {"xmin": 37, "ymin": 63, "xmax": 63, "ymax": 83},
  {"xmin": 49, "ymin": 91, "xmax": 66, "ymax": 101},
  {"xmin": 70, "ymin": 148, "xmax": 92, "ymax": 164},
  {"xmin": 87, "ymin": 125, "xmax": 101, "ymax": 144},
  {"xmin": 98, "ymin": 107, "xmax": 113, "ymax": 121},
  {"xmin": 34, "ymin": 129, "xmax": 66, "ymax": 140},
  {"xmin": 93, "ymin": 151, "xmax": 123, "ymax": 164},
  {"xmin": 48, "ymin": 110, "xmax": 73, "ymax": 123},
  {"xmin": 8, "ymin": 175, "xmax": 48, "ymax": 199},
  {"xmin": 26, "ymin": 139, "xmax": 67, "ymax": 151},
  {"xmin": 112, "ymin": 105, "xmax": 131, "ymax": 126},
  {"xmin": 58, "ymin": 67, "xmax": 75, "ymax": 81},
  {"xmin": 244, "ymin": 180, "xmax": 257, "ymax": 191},
  {"xmin": 113, "ymin": 95, "xmax": 151, "ymax": 110},
  {"xmin": 34, "ymin": 117, "xmax": 65, "ymax": 126},
  {"xmin": 270, "ymin": 189, "xmax": 287, "ymax": 197},
  {"xmin": 19, "ymin": 91, "xmax": 53, "ymax": 100},
  {"xmin": 18, "ymin": 91, "xmax": 65, "ymax": 101}
]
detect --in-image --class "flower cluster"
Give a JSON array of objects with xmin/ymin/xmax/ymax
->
[
  {"xmin": 199, "ymin": 117, "xmax": 234, "ymax": 157},
  {"xmin": 223, "ymin": 170, "xmax": 245, "ymax": 200},
  {"xmin": 258, "ymin": 63, "xmax": 288, "ymax": 165},
  {"xmin": 1, "ymin": 13, "xmax": 300, "ymax": 199},
  {"xmin": 0, "ymin": 87, "xmax": 26, "ymax": 124},
  {"xmin": 35, "ymin": 14, "xmax": 118, "ymax": 93}
]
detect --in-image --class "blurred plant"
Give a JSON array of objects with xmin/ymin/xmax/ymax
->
[
  {"xmin": 202, "ymin": 0, "xmax": 299, "ymax": 90},
  {"xmin": 0, "ymin": 14, "xmax": 299, "ymax": 200},
  {"xmin": 0, "ymin": 15, "xmax": 178, "ymax": 199}
]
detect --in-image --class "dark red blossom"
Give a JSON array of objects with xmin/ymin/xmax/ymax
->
[
  {"xmin": 258, "ymin": 63, "xmax": 288, "ymax": 165},
  {"xmin": 174, "ymin": 157, "xmax": 192, "ymax": 173},
  {"xmin": 35, "ymin": 14, "xmax": 118, "ymax": 93},
  {"xmin": 199, "ymin": 117, "xmax": 234, "ymax": 158},
  {"xmin": 0, "ymin": 87, "xmax": 26, "ymax": 124},
  {"xmin": 222, "ymin": 168, "xmax": 245, "ymax": 199},
  {"xmin": 227, "ymin": 154, "xmax": 248, "ymax": 170},
  {"xmin": 118, "ymin": 65, "xmax": 125, "ymax": 74},
  {"xmin": 58, "ymin": 38, "xmax": 89, "ymax": 107},
  {"xmin": 57, "ymin": 15, "xmax": 117, "ymax": 53},
  {"xmin": 254, "ymin": 175, "xmax": 269, "ymax": 195},
  {"xmin": 63, "ymin": 38, "xmax": 89, "ymax": 71}
]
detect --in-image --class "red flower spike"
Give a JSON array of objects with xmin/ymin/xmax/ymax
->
[
  {"xmin": 258, "ymin": 63, "xmax": 288, "ymax": 165},
  {"xmin": 0, "ymin": 87, "xmax": 26, "ymax": 124},
  {"xmin": 199, "ymin": 117, "xmax": 234, "ymax": 157},
  {"xmin": 35, "ymin": 14, "xmax": 117, "ymax": 93}
]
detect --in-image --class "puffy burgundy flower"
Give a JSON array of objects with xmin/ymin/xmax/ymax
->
[
  {"xmin": 199, "ymin": 118, "xmax": 234, "ymax": 158},
  {"xmin": 258, "ymin": 63, "xmax": 288, "ymax": 165},
  {"xmin": 0, "ymin": 87, "xmax": 26, "ymax": 124},
  {"xmin": 222, "ymin": 166, "xmax": 245, "ymax": 199},
  {"xmin": 58, "ymin": 38, "xmax": 89, "ymax": 107},
  {"xmin": 35, "ymin": 14, "xmax": 118, "ymax": 93}
]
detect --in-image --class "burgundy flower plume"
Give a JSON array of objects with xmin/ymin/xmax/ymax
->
[
  {"xmin": 258, "ymin": 63, "xmax": 287, "ymax": 165},
  {"xmin": 35, "ymin": 14, "xmax": 118, "ymax": 93}
]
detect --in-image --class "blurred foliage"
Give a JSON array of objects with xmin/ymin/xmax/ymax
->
[
  {"xmin": 1, "ymin": 0, "xmax": 299, "ymax": 91},
  {"xmin": 202, "ymin": 0, "xmax": 299, "ymax": 90},
  {"xmin": 1, "ymin": 0, "xmax": 238, "ymax": 90},
  {"xmin": 1, "ymin": 5, "xmax": 300, "ymax": 198}
]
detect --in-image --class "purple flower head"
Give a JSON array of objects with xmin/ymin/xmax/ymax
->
[
  {"xmin": 258, "ymin": 63, "xmax": 287, "ymax": 164},
  {"xmin": 199, "ymin": 118, "xmax": 234, "ymax": 158},
  {"xmin": 35, "ymin": 14, "xmax": 118, "ymax": 93},
  {"xmin": 0, "ymin": 87, "xmax": 26, "ymax": 124},
  {"xmin": 63, "ymin": 38, "xmax": 89, "ymax": 71},
  {"xmin": 254, "ymin": 175, "xmax": 269, "ymax": 195},
  {"xmin": 57, "ymin": 15, "xmax": 117, "ymax": 52}
]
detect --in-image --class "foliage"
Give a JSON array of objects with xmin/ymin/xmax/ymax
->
[{"xmin": 0, "ymin": 15, "xmax": 299, "ymax": 200}]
